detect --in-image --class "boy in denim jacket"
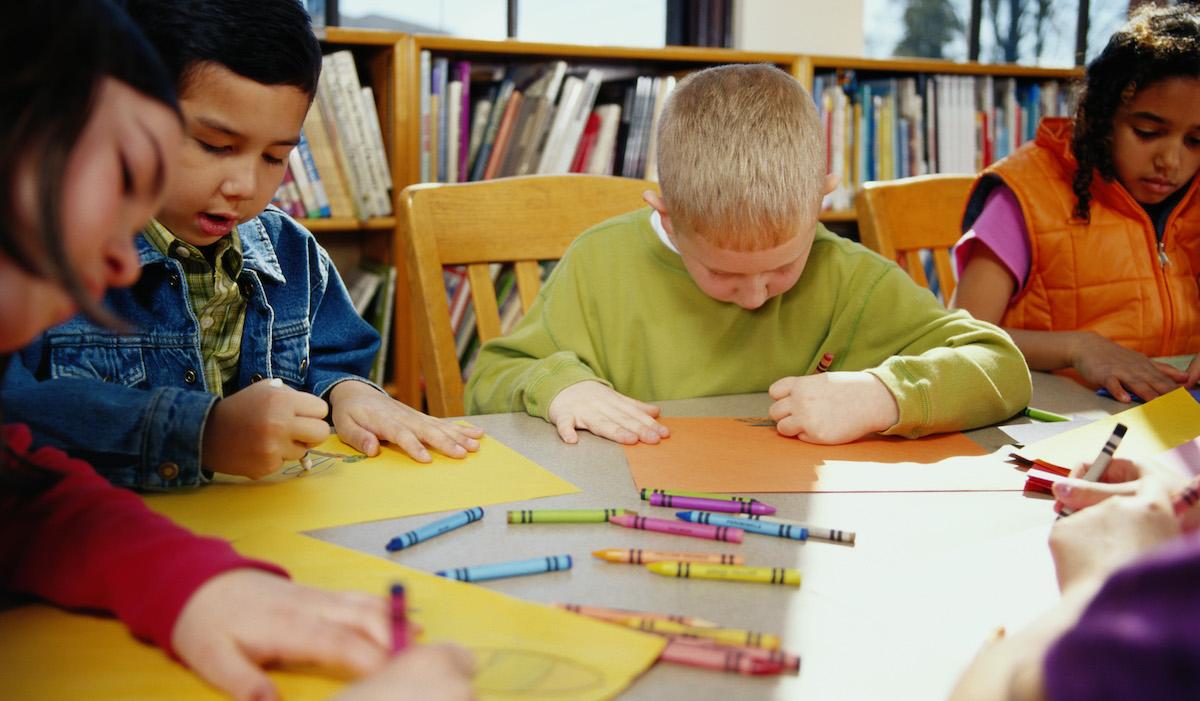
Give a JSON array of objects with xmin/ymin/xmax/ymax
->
[{"xmin": 1, "ymin": 0, "xmax": 481, "ymax": 489}]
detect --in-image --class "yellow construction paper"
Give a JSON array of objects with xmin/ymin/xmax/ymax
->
[
  {"xmin": 0, "ymin": 531, "xmax": 664, "ymax": 701},
  {"xmin": 1014, "ymin": 387, "xmax": 1200, "ymax": 468},
  {"xmin": 145, "ymin": 434, "xmax": 578, "ymax": 539}
]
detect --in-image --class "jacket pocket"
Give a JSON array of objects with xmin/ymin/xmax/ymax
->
[
  {"xmin": 47, "ymin": 334, "xmax": 147, "ymax": 387},
  {"xmin": 271, "ymin": 319, "xmax": 311, "ymax": 385}
]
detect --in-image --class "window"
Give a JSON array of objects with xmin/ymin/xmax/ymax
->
[
  {"xmin": 518, "ymin": 0, "xmax": 666, "ymax": 47},
  {"xmin": 338, "ymin": 0, "xmax": 508, "ymax": 39}
]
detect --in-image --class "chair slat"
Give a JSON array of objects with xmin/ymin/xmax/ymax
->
[
  {"xmin": 467, "ymin": 264, "xmax": 502, "ymax": 343},
  {"xmin": 514, "ymin": 261, "xmax": 542, "ymax": 313}
]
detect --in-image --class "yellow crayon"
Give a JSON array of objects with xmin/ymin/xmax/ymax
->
[
  {"xmin": 646, "ymin": 561, "xmax": 801, "ymax": 587},
  {"xmin": 614, "ymin": 617, "xmax": 781, "ymax": 650},
  {"xmin": 554, "ymin": 603, "xmax": 721, "ymax": 629}
]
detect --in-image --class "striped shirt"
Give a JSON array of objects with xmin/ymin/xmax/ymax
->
[{"xmin": 143, "ymin": 219, "xmax": 246, "ymax": 396}]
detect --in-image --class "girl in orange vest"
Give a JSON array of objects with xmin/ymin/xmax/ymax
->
[{"xmin": 952, "ymin": 6, "xmax": 1200, "ymax": 403}]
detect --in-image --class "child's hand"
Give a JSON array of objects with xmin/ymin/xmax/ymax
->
[
  {"xmin": 329, "ymin": 380, "xmax": 483, "ymax": 462},
  {"xmin": 1185, "ymin": 353, "xmax": 1200, "ymax": 388},
  {"xmin": 1049, "ymin": 472, "xmax": 1179, "ymax": 595},
  {"xmin": 203, "ymin": 379, "xmax": 331, "ymax": 479},
  {"xmin": 1071, "ymin": 332, "xmax": 1185, "ymax": 402},
  {"xmin": 172, "ymin": 569, "xmax": 391, "ymax": 701},
  {"xmin": 767, "ymin": 371, "xmax": 899, "ymax": 444},
  {"xmin": 1053, "ymin": 458, "xmax": 1200, "ymax": 531},
  {"xmin": 333, "ymin": 643, "xmax": 477, "ymax": 701},
  {"xmin": 547, "ymin": 380, "xmax": 670, "ymax": 445}
]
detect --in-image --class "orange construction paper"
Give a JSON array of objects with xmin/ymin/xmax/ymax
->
[{"xmin": 623, "ymin": 417, "xmax": 997, "ymax": 493}]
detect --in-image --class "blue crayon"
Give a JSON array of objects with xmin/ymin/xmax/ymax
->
[
  {"xmin": 436, "ymin": 554, "xmax": 573, "ymax": 583},
  {"xmin": 676, "ymin": 511, "xmax": 807, "ymax": 541},
  {"xmin": 386, "ymin": 507, "xmax": 484, "ymax": 551}
]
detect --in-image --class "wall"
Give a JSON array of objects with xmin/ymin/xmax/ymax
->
[{"xmin": 733, "ymin": 0, "xmax": 864, "ymax": 56}]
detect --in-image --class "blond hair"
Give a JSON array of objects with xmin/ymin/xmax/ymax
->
[{"xmin": 656, "ymin": 64, "xmax": 825, "ymax": 251}]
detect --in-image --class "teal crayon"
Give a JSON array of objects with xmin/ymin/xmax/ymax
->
[
  {"xmin": 386, "ymin": 507, "xmax": 484, "ymax": 551},
  {"xmin": 640, "ymin": 488, "xmax": 762, "ymax": 504},
  {"xmin": 437, "ymin": 554, "xmax": 573, "ymax": 583},
  {"xmin": 676, "ymin": 511, "xmax": 807, "ymax": 541}
]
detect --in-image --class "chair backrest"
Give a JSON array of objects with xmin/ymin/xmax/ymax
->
[
  {"xmin": 401, "ymin": 174, "xmax": 656, "ymax": 417},
  {"xmin": 855, "ymin": 173, "xmax": 976, "ymax": 304}
]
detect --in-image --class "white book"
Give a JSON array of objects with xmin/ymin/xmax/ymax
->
[
  {"xmin": 546, "ymin": 69, "xmax": 602, "ymax": 174},
  {"xmin": 446, "ymin": 81, "xmax": 462, "ymax": 184},
  {"xmin": 535, "ymin": 76, "xmax": 584, "ymax": 174},
  {"xmin": 360, "ymin": 87, "xmax": 394, "ymax": 213},
  {"xmin": 316, "ymin": 59, "xmax": 369, "ymax": 219},
  {"xmin": 419, "ymin": 50, "xmax": 431, "ymax": 182},
  {"xmin": 642, "ymin": 75, "xmax": 676, "ymax": 182},
  {"xmin": 585, "ymin": 103, "xmax": 622, "ymax": 175},
  {"xmin": 329, "ymin": 52, "xmax": 387, "ymax": 217}
]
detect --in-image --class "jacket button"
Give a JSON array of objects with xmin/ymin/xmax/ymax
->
[
  {"xmin": 184, "ymin": 369, "xmax": 197, "ymax": 384},
  {"xmin": 158, "ymin": 462, "xmax": 180, "ymax": 481},
  {"xmin": 240, "ymin": 281, "xmax": 253, "ymax": 296},
  {"xmin": 168, "ymin": 274, "xmax": 180, "ymax": 287},
  {"xmin": 299, "ymin": 358, "xmax": 308, "ymax": 374},
  {"xmin": 250, "ymin": 373, "xmax": 265, "ymax": 383}
]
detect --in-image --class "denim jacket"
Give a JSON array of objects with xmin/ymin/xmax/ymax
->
[{"xmin": 2, "ymin": 206, "xmax": 380, "ymax": 489}]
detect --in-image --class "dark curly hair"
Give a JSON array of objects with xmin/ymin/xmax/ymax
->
[{"xmin": 1071, "ymin": 4, "xmax": 1200, "ymax": 221}]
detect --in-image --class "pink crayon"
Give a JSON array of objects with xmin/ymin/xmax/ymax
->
[
  {"xmin": 667, "ymin": 637, "xmax": 801, "ymax": 676},
  {"xmin": 649, "ymin": 493, "xmax": 776, "ymax": 516},
  {"xmin": 389, "ymin": 584, "xmax": 409, "ymax": 654},
  {"xmin": 659, "ymin": 638, "xmax": 785, "ymax": 675},
  {"xmin": 608, "ymin": 514, "xmax": 743, "ymax": 543}
]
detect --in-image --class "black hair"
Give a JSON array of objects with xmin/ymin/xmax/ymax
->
[
  {"xmin": 1071, "ymin": 4, "xmax": 1200, "ymax": 221},
  {"xmin": 121, "ymin": 0, "xmax": 322, "ymax": 99},
  {"xmin": 0, "ymin": 0, "xmax": 178, "ymax": 489}
]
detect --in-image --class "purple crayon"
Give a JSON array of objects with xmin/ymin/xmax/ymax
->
[{"xmin": 649, "ymin": 493, "xmax": 776, "ymax": 516}]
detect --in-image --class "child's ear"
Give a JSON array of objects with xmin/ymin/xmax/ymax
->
[
  {"xmin": 643, "ymin": 189, "xmax": 675, "ymax": 233},
  {"xmin": 823, "ymin": 173, "xmax": 840, "ymax": 197}
]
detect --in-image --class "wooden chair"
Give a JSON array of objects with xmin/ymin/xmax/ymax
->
[
  {"xmin": 855, "ymin": 173, "xmax": 976, "ymax": 304},
  {"xmin": 400, "ymin": 174, "xmax": 656, "ymax": 417}
]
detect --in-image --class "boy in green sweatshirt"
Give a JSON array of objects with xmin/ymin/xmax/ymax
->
[{"xmin": 466, "ymin": 63, "xmax": 1031, "ymax": 445}]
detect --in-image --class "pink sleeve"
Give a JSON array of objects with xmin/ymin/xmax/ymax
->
[
  {"xmin": 953, "ymin": 185, "xmax": 1031, "ymax": 292},
  {"xmin": 0, "ymin": 424, "xmax": 287, "ymax": 655}
]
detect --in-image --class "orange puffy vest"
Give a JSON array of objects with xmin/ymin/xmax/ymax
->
[{"xmin": 962, "ymin": 117, "xmax": 1200, "ymax": 358}]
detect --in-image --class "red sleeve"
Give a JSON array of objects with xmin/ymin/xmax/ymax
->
[{"xmin": 0, "ymin": 424, "xmax": 287, "ymax": 654}]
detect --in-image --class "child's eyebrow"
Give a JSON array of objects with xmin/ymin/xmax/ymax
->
[
  {"xmin": 194, "ymin": 116, "xmax": 301, "ymax": 147},
  {"xmin": 1129, "ymin": 111, "xmax": 1167, "ymax": 124}
]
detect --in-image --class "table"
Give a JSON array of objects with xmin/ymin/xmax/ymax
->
[{"xmin": 310, "ymin": 372, "xmax": 1123, "ymax": 700}]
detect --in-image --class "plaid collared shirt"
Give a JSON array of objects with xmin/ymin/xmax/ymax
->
[{"xmin": 143, "ymin": 219, "xmax": 246, "ymax": 397}]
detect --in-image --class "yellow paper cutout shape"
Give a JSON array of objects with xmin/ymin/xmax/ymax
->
[
  {"xmin": 0, "ymin": 531, "xmax": 664, "ymax": 701},
  {"xmin": 145, "ymin": 434, "xmax": 579, "ymax": 539},
  {"xmin": 1014, "ymin": 387, "xmax": 1200, "ymax": 469}
]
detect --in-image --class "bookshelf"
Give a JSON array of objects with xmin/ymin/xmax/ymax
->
[{"xmin": 290, "ymin": 29, "xmax": 1082, "ymax": 411}]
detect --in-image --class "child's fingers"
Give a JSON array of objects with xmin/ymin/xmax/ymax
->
[
  {"xmin": 311, "ymin": 591, "xmax": 390, "ymax": 650},
  {"xmin": 292, "ymin": 392, "xmax": 331, "ymax": 419},
  {"xmin": 1052, "ymin": 478, "xmax": 1137, "ymax": 510},
  {"xmin": 414, "ymin": 423, "xmax": 469, "ymax": 459},
  {"xmin": 188, "ymin": 640, "xmax": 279, "ymax": 701},
  {"xmin": 614, "ymin": 403, "xmax": 665, "ymax": 443},
  {"xmin": 554, "ymin": 414, "xmax": 579, "ymax": 444},
  {"xmin": 294, "ymin": 417, "xmax": 334, "ymax": 446},
  {"xmin": 580, "ymin": 410, "xmax": 640, "ymax": 445},
  {"xmin": 773, "ymin": 414, "xmax": 803, "ymax": 438},
  {"xmin": 631, "ymin": 398, "xmax": 662, "ymax": 418},
  {"xmin": 439, "ymin": 422, "xmax": 482, "ymax": 451},
  {"xmin": 1152, "ymin": 361, "xmax": 1188, "ymax": 384},
  {"xmin": 1102, "ymin": 377, "xmax": 1131, "ymax": 403},
  {"xmin": 767, "ymin": 377, "xmax": 796, "ymax": 400},
  {"xmin": 767, "ymin": 398, "xmax": 792, "ymax": 424},
  {"xmin": 376, "ymin": 421, "xmax": 431, "ymax": 462}
]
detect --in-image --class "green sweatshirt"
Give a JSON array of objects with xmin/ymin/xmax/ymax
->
[{"xmin": 466, "ymin": 209, "xmax": 1031, "ymax": 437}]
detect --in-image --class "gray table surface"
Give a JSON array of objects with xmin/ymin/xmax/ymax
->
[{"xmin": 310, "ymin": 372, "xmax": 1123, "ymax": 700}]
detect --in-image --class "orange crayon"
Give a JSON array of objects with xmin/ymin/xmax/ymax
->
[
  {"xmin": 554, "ymin": 603, "xmax": 721, "ymax": 629},
  {"xmin": 592, "ymin": 548, "xmax": 745, "ymax": 566},
  {"xmin": 659, "ymin": 639, "xmax": 786, "ymax": 675},
  {"xmin": 815, "ymin": 352, "xmax": 834, "ymax": 373}
]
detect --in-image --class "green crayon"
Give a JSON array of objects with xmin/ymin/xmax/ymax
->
[
  {"xmin": 507, "ymin": 508, "xmax": 634, "ymax": 524},
  {"xmin": 1022, "ymin": 406, "xmax": 1071, "ymax": 422}
]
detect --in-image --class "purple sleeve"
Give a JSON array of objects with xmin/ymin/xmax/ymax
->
[
  {"xmin": 1044, "ymin": 532, "xmax": 1200, "ymax": 700},
  {"xmin": 952, "ymin": 185, "xmax": 1031, "ymax": 291}
]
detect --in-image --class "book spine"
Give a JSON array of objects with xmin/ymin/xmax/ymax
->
[
  {"xmin": 419, "ymin": 50, "xmax": 431, "ymax": 182},
  {"xmin": 457, "ymin": 61, "xmax": 471, "ymax": 181},
  {"xmin": 287, "ymin": 148, "xmax": 320, "ymax": 218},
  {"xmin": 446, "ymin": 81, "xmax": 462, "ymax": 184},
  {"xmin": 296, "ymin": 131, "xmax": 332, "ymax": 217}
]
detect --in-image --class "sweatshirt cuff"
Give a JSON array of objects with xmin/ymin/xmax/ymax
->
[
  {"xmin": 865, "ymin": 359, "xmax": 931, "ymax": 438},
  {"xmin": 523, "ymin": 354, "xmax": 611, "ymax": 419},
  {"xmin": 139, "ymin": 388, "xmax": 219, "ymax": 490}
]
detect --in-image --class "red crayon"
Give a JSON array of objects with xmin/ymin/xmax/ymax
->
[
  {"xmin": 659, "ymin": 638, "xmax": 786, "ymax": 675},
  {"xmin": 608, "ymin": 514, "xmax": 743, "ymax": 543},
  {"xmin": 649, "ymin": 493, "xmax": 775, "ymax": 515},
  {"xmin": 1174, "ymin": 474, "xmax": 1200, "ymax": 517},
  {"xmin": 390, "ymin": 583, "xmax": 409, "ymax": 654},
  {"xmin": 815, "ymin": 352, "xmax": 834, "ymax": 373},
  {"xmin": 668, "ymin": 637, "xmax": 801, "ymax": 675}
]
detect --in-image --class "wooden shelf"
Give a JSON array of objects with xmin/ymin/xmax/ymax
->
[
  {"xmin": 803, "ymin": 54, "xmax": 1082, "ymax": 80},
  {"xmin": 300, "ymin": 217, "xmax": 397, "ymax": 232}
]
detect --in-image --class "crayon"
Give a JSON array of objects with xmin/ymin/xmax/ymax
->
[
  {"xmin": 608, "ymin": 514, "xmax": 743, "ymax": 543},
  {"xmin": 612, "ymin": 617, "xmax": 781, "ymax": 650},
  {"xmin": 389, "ymin": 583, "xmax": 409, "ymax": 653},
  {"xmin": 675, "ymin": 511, "xmax": 807, "ymax": 541},
  {"xmin": 1173, "ymin": 474, "xmax": 1200, "ymax": 517},
  {"xmin": 640, "ymin": 488, "xmax": 762, "ymax": 504},
  {"xmin": 591, "ymin": 548, "xmax": 745, "ymax": 565},
  {"xmin": 649, "ymin": 493, "xmax": 776, "ymax": 515},
  {"xmin": 507, "ymin": 508, "xmax": 633, "ymax": 524},
  {"xmin": 667, "ymin": 637, "xmax": 801, "ymax": 675},
  {"xmin": 1058, "ymin": 423, "xmax": 1128, "ymax": 518},
  {"xmin": 745, "ymin": 514, "xmax": 856, "ymax": 544},
  {"xmin": 554, "ymin": 603, "xmax": 721, "ymax": 629},
  {"xmin": 299, "ymin": 450, "xmax": 313, "ymax": 472},
  {"xmin": 1022, "ymin": 406, "xmax": 1071, "ymax": 422},
  {"xmin": 815, "ymin": 352, "xmax": 834, "ymax": 373},
  {"xmin": 646, "ymin": 561, "xmax": 801, "ymax": 587},
  {"xmin": 386, "ymin": 507, "xmax": 484, "ymax": 551},
  {"xmin": 658, "ymin": 639, "xmax": 786, "ymax": 675},
  {"xmin": 436, "ymin": 554, "xmax": 572, "ymax": 583}
]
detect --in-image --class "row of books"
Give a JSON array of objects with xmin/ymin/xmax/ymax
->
[
  {"xmin": 272, "ymin": 50, "xmax": 393, "ymax": 221},
  {"xmin": 417, "ymin": 54, "xmax": 679, "ymax": 183},
  {"xmin": 343, "ymin": 260, "xmax": 397, "ymax": 386},
  {"xmin": 814, "ymin": 71, "xmax": 1073, "ymax": 211},
  {"xmin": 445, "ymin": 261, "xmax": 558, "ymax": 380}
]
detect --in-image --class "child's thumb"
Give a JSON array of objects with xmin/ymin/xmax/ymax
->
[{"xmin": 1053, "ymin": 478, "xmax": 1135, "ymax": 510}]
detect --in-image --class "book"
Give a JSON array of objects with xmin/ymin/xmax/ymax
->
[
  {"xmin": 360, "ymin": 87, "xmax": 394, "ymax": 207},
  {"xmin": 483, "ymin": 90, "xmax": 525, "ymax": 180},
  {"xmin": 295, "ymin": 131, "xmax": 333, "ymax": 217},
  {"xmin": 446, "ymin": 80, "xmax": 463, "ymax": 184},
  {"xmin": 419, "ymin": 50, "xmax": 432, "ymax": 182},
  {"xmin": 456, "ymin": 61, "xmax": 472, "ymax": 181},
  {"xmin": 301, "ymin": 104, "xmax": 355, "ymax": 218},
  {"xmin": 570, "ymin": 111, "xmax": 602, "ymax": 173},
  {"xmin": 287, "ymin": 148, "xmax": 320, "ymax": 218},
  {"xmin": 344, "ymin": 264, "xmax": 384, "ymax": 316},
  {"xmin": 317, "ymin": 52, "xmax": 371, "ymax": 218},
  {"xmin": 503, "ymin": 61, "xmax": 569, "ymax": 176},
  {"xmin": 361, "ymin": 259, "xmax": 397, "ymax": 386},
  {"xmin": 470, "ymin": 76, "xmax": 516, "ymax": 181},
  {"xmin": 642, "ymin": 75, "xmax": 676, "ymax": 181},
  {"xmin": 434, "ymin": 57, "xmax": 450, "ymax": 182},
  {"xmin": 465, "ymin": 86, "xmax": 496, "ymax": 180},
  {"xmin": 584, "ymin": 103, "xmax": 622, "ymax": 175}
]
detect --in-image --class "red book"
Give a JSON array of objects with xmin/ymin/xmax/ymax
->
[
  {"xmin": 483, "ymin": 91, "xmax": 524, "ymax": 180},
  {"xmin": 569, "ymin": 112, "xmax": 602, "ymax": 173}
]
